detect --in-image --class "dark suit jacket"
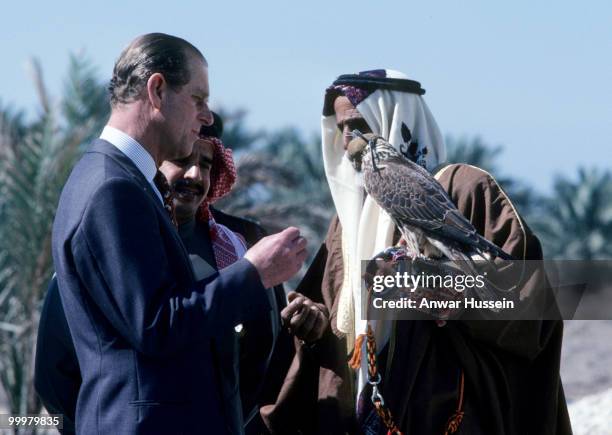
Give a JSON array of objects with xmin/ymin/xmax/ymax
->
[
  {"xmin": 36, "ymin": 209, "xmax": 292, "ymax": 435},
  {"xmin": 50, "ymin": 139, "xmax": 270, "ymax": 434},
  {"xmin": 35, "ymin": 277, "xmax": 80, "ymax": 434}
]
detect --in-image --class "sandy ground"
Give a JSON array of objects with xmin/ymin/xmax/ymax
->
[
  {"xmin": 562, "ymin": 320, "xmax": 612, "ymax": 434},
  {"xmin": 562, "ymin": 321, "xmax": 612, "ymax": 401},
  {"xmin": 568, "ymin": 387, "xmax": 612, "ymax": 435}
]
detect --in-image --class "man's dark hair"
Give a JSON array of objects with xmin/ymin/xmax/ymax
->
[
  {"xmin": 199, "ymin": 111, "xmax": 223, "ymax": 139},
  {"xmin": 108, "ymin": 33, "xmax": 206, "ymax": 107}
]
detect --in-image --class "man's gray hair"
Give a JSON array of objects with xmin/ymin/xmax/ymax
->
[{"xmin": 108, "ymin": 33, "xmax": 206, "ymax": 107}]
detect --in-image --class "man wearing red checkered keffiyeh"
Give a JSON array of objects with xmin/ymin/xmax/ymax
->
[
  {"xmin": 158, "ymin": 112, "xmax": 277, "ymax": 432},
  {"xmin": 160, "ymin": 112, "xmax": 247, "ymax": 270},
  {"xmin": 160, "ymin": 112, "xmax": 328, "ymax": 434},
  {"xmin": 197, "ymin": 131, "xmax": 237, "ymax": 221},
  {"xmin": 196, "ymin": 128, "xmax": 248, "ymax": 268}
]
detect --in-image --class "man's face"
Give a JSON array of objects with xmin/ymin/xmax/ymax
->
[
  {"xmin": 160, "ymin": 56, "xmax": 213, "ymax": 160},
  {"xmin": 334, "ymin": 96, "xmax": 372, "ymax": 150},
  {"xmin": 159, "ymin": 138, "xmax": 214, "ymax": 224}
]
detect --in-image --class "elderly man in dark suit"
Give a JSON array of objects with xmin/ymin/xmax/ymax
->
[
  {"xmin": 38, "ymin": 112, "xmax": 328, "ymax": 434},
  {"xmin": 50, "ymin": 33, "xmax": 307, "ymax": 434}
]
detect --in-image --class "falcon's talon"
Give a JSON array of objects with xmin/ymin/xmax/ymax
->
[
  {"xmin": 393, "ymin": 249, "xmax": 410, "ymax": 262},
  {"xmin": 382, "ymin": 247, "xmax": 396, "ymax": 256},
  {"xmin": 408, "ymin": 251, "xmax": 420, "ymax": 261},
  {"xmin": 377, "ymin": 246, "xmax": 411, "ymax": 263}
]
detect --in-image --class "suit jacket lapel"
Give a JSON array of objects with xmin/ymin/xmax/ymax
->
[
  {"xmin": 88, "ymin": 139, "xmax": 161, "ymax": 204},
  {"xmin": 87, "ymin": 139, "xmax": 195, "ymax": 281}
]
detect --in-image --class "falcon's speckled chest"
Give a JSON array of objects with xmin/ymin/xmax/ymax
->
[
  {"xmin": 361, "ymin": 142, "xmax": 433, "ymax": 256},
  {"xmin": 362, "ymin": 143, "xmax": 428, "ymax": 210}
]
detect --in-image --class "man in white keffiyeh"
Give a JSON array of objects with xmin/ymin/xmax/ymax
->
[
  {"xmin": 262, "ymin": 69, "xmax": 570, "ymax": 435},
  {"xmin": 322, "ymin": 69, "xmax": 446, "ymax": 413}
]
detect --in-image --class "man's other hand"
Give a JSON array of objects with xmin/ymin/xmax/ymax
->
[
  {"xmin": 281, "ymin": 291, "xmax": 329, "ymax": 343},
  {"xmin": 244, "ymin": 227, "xmax": 307, "ymax": 289}
]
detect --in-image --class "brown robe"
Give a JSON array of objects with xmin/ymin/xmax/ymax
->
[{"xmin": 260, "ymin": 163, "xmax": 572, "ymax": 435}]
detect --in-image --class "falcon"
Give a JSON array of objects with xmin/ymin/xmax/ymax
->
[{"xmin": 347, "ymin": 131, "xmax": 513, "ymax": 302}]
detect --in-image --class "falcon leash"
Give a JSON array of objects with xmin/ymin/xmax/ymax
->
[{"xmin": 351, "ymin": 253, "xmax": 467, "ymax": 435}]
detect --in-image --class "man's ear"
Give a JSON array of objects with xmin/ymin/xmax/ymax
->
[{"xmin": 146, "ymin": 73, "xmax": 166, "ymax": 111}]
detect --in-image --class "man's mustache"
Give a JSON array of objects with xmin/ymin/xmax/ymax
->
[{"xmin": 173, "ymin": 179, "xmax": 205, "ymax": 195}]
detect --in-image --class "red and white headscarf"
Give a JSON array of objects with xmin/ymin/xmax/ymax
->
[
  {"xmin": 196, "ymin": 136, "xmax": 237, "ymax": 221},
  {"xmin": 195, "ymin": 136, "xmax": 247, "ymax": 270}
]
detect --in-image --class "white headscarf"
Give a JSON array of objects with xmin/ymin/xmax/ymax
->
[{"xmin": 321, "ymin": 69, "xmax": 446, "ymax": 400}]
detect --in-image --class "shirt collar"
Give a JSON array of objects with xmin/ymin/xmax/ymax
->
[{"xmin": 100, "ymin": 126, "xmax": 157, "ymax": 183}]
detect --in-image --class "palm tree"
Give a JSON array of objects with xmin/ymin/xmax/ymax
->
[
  {"xmin": 222, "ymin": 128, "xmax": 333, "ymax": 231},
  {"xmin": 532, "ymin": 168, "xmax": 612, "ymax": 260},
  {"xmin": 444, "ymin": 135, "xmax": 502, "ymax": 173},
  {"xmin": 445, "ymin": 135, "xmax": 538, "ymax": 218},
  {"xmin": 0, "ymin": 54, "xmax": 109, "ymax": 423},
  {"xmin": 212, "ymin": 107, "xmax": 265, "ymax": 153},
  {"xmin": 217, "ymin": 126, "xmax": 334, "ymax": 288}
]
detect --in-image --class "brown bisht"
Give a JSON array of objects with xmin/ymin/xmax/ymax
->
[{"xmin": 259, "ymin": 163, "xmax": 572, "ymax": 435}]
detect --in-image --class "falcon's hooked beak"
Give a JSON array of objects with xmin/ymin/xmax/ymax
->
[{"xmin": 346, "ymin": 130, "xmax": 373, "ymax": 172}]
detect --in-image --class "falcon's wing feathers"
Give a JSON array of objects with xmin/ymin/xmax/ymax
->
[{"xmin": 367, "ymin": 158, "xmax": 480, "ymax": 245}]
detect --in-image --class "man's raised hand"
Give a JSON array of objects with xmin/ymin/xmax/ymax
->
[{"xmin": 244, "ymin": 227, "xmax": 307, "ymax": 288}]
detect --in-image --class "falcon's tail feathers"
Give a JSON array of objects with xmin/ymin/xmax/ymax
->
[{"xmin": 476, "ymin": 236, "xmax": 513, "ymax": 261}]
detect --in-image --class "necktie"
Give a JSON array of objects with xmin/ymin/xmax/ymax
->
[{"xmin": 154, "ymin": 171, "xmax": 178, "ymax": 227}]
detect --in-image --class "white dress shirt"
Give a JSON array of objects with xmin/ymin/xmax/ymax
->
[{"xmin": 100, "ymin": 126, "xmax": 163, "ymax": 204}]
